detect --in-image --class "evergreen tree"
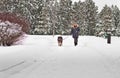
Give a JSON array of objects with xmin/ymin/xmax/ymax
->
[
  {"xmin": 84, "ymin": 0, "xmax": 98, "ymax": 35},
  {"xmin": 72, "ymin": 1, "xmax": 85, "ymax": 35},
  {"xmin": 99, "ymin": 5, "xmax": 113, "ymax": 36},
  {"xmin": 111, "ymin": 5, "xmax": 120, "ymax": 36},
  {"xmin": 30, "ymin": 0, "xmax": 44, "ymax": 35},
  {"xmin": 48, "ymin": 0, "xmax": 59, "ymax": 35},
  {"xmin": 58, "ymin": 0, "xmax": 72, "ymax": 35}
]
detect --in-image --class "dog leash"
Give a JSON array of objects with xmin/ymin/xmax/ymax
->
[{"xmin": 63, "ymin": 36, "xmax": 69, "ymax": 40}]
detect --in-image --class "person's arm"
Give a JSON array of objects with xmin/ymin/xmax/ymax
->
[{"xmin": 77, "ymin": 27, "xmax": 80, "ymax": 32}]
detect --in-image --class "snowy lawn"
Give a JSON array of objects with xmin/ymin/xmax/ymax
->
[{"xmin": 0, "ymin": 35, "xmax": 120, "ymax": 78}]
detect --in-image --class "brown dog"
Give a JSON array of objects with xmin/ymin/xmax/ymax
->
[{"xmin": 57, "ymin": 36, "xmax": 63, "ymax": 46}]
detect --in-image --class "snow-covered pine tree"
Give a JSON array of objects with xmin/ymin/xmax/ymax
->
[
  {"xmin": 52, "ymin": 0, "xmax": 60, "ymax": 35},
  {"xmin": 30, "ymin": 0, "xmax": 44, "ymax": 35},
  {"xmin": 72, "ymin": 1, "xmax": 81, "ymax": 35},
  {"xmin": 72, "ymin": 1, "xmax": 90, "ymax": 35},
  {"xmin": 43, "ymin": 0, "xmax": 52, "ymax": 35},
  {"xmin": 98, "ymin": 5, "xmax": 113, "ymax": 37},
  {"xmin": 84, "ymin": 0, "xmax": 98, "ymax": 35},
  {"xmin": 94, "ymin": 14, "xmax": 103, "ymax": 37},
  {"xmin": 111, "ymin": 5, "xmax": 120, "ymax": 36},
  {"xmin": 48, "ymin": 0, "xmax": 59, "ymax": 35},
  {"xmin": 58, "ymin": 0, "xmax": 72, "ymax": 35},
  {"xmin": 116, "ymin": 22, "xmax": 120, "ymax": 36}
]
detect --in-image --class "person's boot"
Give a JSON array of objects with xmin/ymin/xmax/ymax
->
[{"xmin": 74, "ymin": 42, "xmax": 77, "ymax": 46}]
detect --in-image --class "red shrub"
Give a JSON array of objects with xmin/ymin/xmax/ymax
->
[
  {"xmin": 0, "ymin": 12, "xmax": 30, "ymax": 33},
  {"xmin": 0, "ymin": 12, "xmax": 30, "ymax": 46}
]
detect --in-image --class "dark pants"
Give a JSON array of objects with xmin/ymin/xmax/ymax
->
[
  {"xmin": 74, "ymin": 37, "xmax": 78, "ymax": 46},
  {"xmin": 107, "ymin": 34, "xmax": 111, "ymax": 44}
]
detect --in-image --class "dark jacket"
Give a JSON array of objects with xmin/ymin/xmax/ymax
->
[{"xmin": 71, "ymin": 27, "xmax": 80, "ymax": 38}]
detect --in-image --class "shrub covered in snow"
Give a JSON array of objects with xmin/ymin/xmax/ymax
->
[{"xmin": 0, "ymin": 12, "xmax": 30, "ymax": 46}]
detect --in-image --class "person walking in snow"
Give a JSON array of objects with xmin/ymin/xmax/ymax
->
[{"xmin": 70, "ymin": 24, "xmax": 80, "ymax": 46}]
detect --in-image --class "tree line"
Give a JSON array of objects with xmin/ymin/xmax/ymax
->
[{"xmin": 0, "ymin": 0, "xmax": 120, "ymax": 36}]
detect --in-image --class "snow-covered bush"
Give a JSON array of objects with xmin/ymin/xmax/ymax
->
[{"xmin": 0, "ymin": 12, "xmax": 30, "ymax": 46}]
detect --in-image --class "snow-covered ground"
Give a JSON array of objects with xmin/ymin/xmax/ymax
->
[{"xmin": 0, "ymin": 35, "xmax": 120, "ymax": 78}]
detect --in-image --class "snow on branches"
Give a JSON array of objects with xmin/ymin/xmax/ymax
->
[{"xmin": 0, "ymin": 12, "xmax": 30, "ymax": 46}]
